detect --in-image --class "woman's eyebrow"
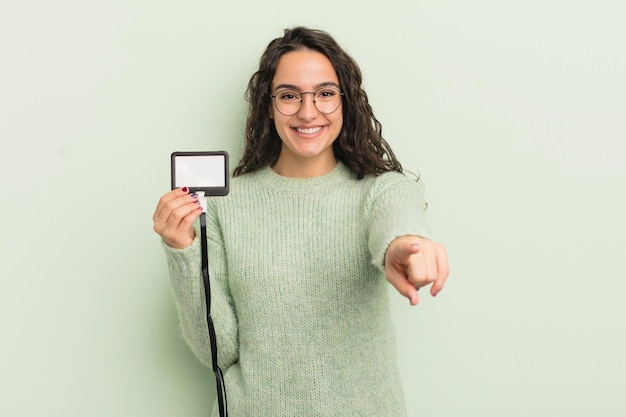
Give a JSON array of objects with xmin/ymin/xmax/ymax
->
[{"xmin": 273, "ymin": 81, "xmax": 340, "ymax": 91}]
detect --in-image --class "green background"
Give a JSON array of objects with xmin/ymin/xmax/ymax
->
[{"xmin": 1, "ymin": 1, "xmax": 625, "ymax": 416}]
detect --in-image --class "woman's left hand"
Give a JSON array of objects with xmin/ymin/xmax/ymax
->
[{"xmin": 384, "ymin": 236, "xmax": 449, "ymax": 306}]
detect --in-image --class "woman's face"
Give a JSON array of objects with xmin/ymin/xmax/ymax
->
[{"xmin": 270, "ymin": 49, "xmax": 343, "ymax": 177}]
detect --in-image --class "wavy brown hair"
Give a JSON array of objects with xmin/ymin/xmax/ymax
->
[{"xmin": 233, "ymin": 26, "xmax": 403, "ymax": 179}]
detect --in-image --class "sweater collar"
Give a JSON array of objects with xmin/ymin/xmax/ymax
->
[{"xmin": 255, "ymin": 161, "xmax": 354, "ymax": 192}]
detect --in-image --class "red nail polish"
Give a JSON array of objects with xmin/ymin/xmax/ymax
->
[{"xmin": 181, "ymin": 186, "xmax": 189, "ymax": 193}]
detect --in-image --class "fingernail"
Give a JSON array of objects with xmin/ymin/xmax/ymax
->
[
  {"xmin": 194, "ymin": 200, "xmax": 201, "ymax": 205},
  {"xmin": 191, "ymin": 193, "xmax": 198, "ymax": 199},
  {"xmin": 181, "ymin": 186, "xmax": 189, "ymax": 193}
]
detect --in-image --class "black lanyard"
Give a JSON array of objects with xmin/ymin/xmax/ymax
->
[{"xmin": 200, "ymin": 212, "xmax": 228, "ymax": 417}]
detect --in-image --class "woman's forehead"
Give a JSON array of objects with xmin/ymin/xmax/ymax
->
[{"xmin": 272, "ymin": 50, "xmax": 338, "ymax": 90}]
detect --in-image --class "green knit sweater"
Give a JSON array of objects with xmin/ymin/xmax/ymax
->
[{"xmin": 163, "ymin": 162, "xmax": 429, "ymax": 417}]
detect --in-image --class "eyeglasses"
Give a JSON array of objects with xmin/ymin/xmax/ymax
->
[{"xmin": 270, "ymin": 86, "xmax": 344, "ymax": 116}]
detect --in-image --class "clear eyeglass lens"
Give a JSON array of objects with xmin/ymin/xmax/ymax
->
[{"xmin": 274, "ymin": 88, "xmax": 342, "ymax": 115}]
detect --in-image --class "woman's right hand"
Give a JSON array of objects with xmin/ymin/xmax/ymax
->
[{"xmin": 152, "ymin": 187, "xmax": 202, "ymax": 249}]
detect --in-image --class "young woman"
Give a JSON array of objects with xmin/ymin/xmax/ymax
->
[{"xmin": 153, "ymin": 27, "xmax": 449, "ymax": 417}]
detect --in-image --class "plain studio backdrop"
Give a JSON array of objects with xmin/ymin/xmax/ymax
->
[{"xmin": 1, "ymin": 1, "xmax": 624, "ymax": 416}]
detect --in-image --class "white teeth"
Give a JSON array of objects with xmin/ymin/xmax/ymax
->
[{"xmin": 297, "ymin": 127, "xmax": 322, "ymax": 134}]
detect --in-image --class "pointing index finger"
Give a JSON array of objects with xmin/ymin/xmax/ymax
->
[{"xmin": 430, "ymin": 244, "xmax": 450, "ymax": 296}]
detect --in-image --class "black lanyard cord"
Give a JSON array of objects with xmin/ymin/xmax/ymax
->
[{"xmin": 200, "ymin": 211, "xmax": 229, "ymax": 417}]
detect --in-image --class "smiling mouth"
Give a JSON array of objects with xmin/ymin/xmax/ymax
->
[{"xmin": 296, "ymin": 126, "xmax": 323, "ymax": 134}]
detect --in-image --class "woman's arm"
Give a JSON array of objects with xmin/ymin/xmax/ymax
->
[{"xmin": 154, "ymin": 188, "xmax": 239, "ymax": 369}]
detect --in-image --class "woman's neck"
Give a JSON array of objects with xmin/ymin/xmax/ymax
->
[{"xmin": 272, "ymin": 154, "xmax": 338, "ymax": 178}]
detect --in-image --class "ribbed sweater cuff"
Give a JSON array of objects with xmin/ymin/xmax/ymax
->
[{"xmin": 162, "ymin": 237, "xmax": 202, "ymax": 276}]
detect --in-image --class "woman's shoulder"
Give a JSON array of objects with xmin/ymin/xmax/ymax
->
[{"xmin": 363, "ymin": 169, "xmax": 423, "ymax": 193}]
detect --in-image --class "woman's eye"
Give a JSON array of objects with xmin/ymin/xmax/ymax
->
[
  {"xmin": 317, "ymin": 90, "xmax": 336, "ymax": 98},
  {"xmin": 280, "ymin": 92, "xmax": 299, "ymax": 101}
]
